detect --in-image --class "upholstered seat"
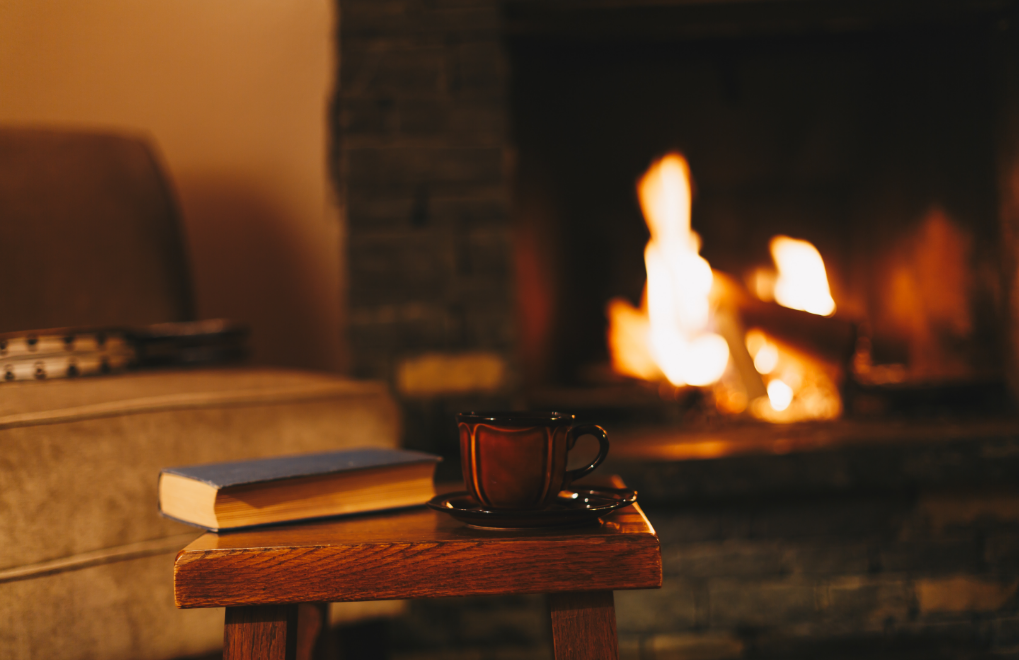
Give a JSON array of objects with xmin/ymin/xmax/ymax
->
[{"xmin": 0, "ymin": 368, "xmax": 400, "ymax": 658}]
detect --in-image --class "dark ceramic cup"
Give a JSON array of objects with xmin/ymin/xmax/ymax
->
[{"xmin": 456, "ymin": 411, "xmax": 610, "ymax": 510}]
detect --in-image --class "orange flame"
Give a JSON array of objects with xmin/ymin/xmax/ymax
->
[
  {"xmin": 607, "ymin": 158, "xmax": 842, "ymax": 422},
  {"xmin": 607, "ymin": 154, "xmax": 729, "ymax": 387},
  {"xmin": 744, "ymin": 329, "xmax": 841, "ymax": 422},
  {"xmin": 769, "ymin": 236, "xmax": 836, "ymax": 316}
]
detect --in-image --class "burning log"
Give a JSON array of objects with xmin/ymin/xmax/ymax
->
[
  {"xmin": 739, "ymin": 299, "xmax": 857, "ymax": 366},
  {"xmin": 713, "ymin": 306, "xmax": 767, "ymax": 402},
  {"xmin": 712, "ymin": 272, "xmax": 858, "ymax": 368}
]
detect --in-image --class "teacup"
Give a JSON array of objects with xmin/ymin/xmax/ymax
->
[{"xmin": 456, "ymin": 411, "xmax": 610, "ymax": 510}]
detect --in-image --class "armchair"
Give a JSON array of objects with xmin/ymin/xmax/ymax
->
[{"xmin": 0, "ymin": 128, "xmax": 401, "ymax": 659}]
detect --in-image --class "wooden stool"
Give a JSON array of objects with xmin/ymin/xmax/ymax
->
[{"xmin": 173, "ymin": 482, "xmax": 661, "ymax": 660}]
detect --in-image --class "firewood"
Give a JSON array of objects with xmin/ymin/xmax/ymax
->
[{"xmin": 713, "ymin": 272, "xmax": 857, "ymax": 366}]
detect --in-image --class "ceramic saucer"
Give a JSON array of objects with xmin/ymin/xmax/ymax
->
[{"xmin": 427, "ymin": 486, "xmax": 637, "ymax": 529}]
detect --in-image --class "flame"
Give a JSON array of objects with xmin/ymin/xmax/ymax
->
[
  {"xmin": 606, "ymin": 297, "xmax": 658, "ymax": 381},
  {"xmin": 766, "ymin": 379, "xmax": 793, "ymax": 411},
  {"xmin": 769, "ymin": 236, "xmax": 836, "ymax": 316},
  {"xmin": 748, "ymin": 267, "xmax": 776, "ymax": 302},
  {"xmin": 606, "ymin": 157, "xmax": 842, "ymax": 423},
  {"xmin": 744, "ymin": 329, "xmax": 841, "ymax": 422},
  {"xmin": 753, "ymin": 342, "xmax": 779, "ymax": 374},
  {"xmin": 607, "ymin": 154, "xmax": 729, "ymax": 387}
]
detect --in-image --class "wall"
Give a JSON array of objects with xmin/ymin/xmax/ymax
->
[
  {"xmin": 338, "ymin": 0, "xmax": 514, "ymax": 382},
  {"xmin": 335, "ymin": 0, "xmax": 517, "ymax": 474},
  {"xmin": 0, "ymin": 0, "xmax": 345, "ymax": 372}
]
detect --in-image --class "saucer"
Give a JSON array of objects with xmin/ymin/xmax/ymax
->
[{"xmin": 427, "ymin": 486, "xmax": 638, "ymax": 529}]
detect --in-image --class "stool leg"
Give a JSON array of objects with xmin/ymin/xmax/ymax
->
[
  {"xmin": 548, "ymin": 591, "xmax": 618, "ymax": 660},
  {"xmin": 224, "ymin": 605, "xmax": 299, "ymax": 660},
  {"xmin": 296, "ymin": 603, "xmax": 329, "ymax": 660}
]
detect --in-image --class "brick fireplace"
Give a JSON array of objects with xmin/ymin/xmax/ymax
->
[
  {"xmin": 337, "ymin": 0, "xmax": 513, "ymax": 383},
  {"xmin": 335, "ymin": 1, "xmax": 1019, "ymax": 657},
  {"xmin": 338, "ymin": 0, "xmax": 1019, "ymax": 395}
]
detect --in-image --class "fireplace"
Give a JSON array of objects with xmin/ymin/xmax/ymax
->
[
  {"xmin": 509, "ymin": 2, "xmax": 1016, "ymax": 421},
  {"xmin": 340, "ymin": 0, "xmax": 1019, "ymax": 415},
  {"xmin": 337, "ymin": 1, "xmax": 1019, "ymax": 657}
]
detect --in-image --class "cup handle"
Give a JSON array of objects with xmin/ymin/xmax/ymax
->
[{"xmin": 565, "ymin": 424, "xmax": 610, "ymax": 484}]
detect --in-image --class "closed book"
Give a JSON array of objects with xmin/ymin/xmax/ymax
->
[{"xmin": 158, "ymin": 448, "xmax": 441, "ymax": 531}]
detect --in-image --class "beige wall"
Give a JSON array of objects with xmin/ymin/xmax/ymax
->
[{"xmin": 0, "ymin": 0, "xmax": 346, "ymax": 372}]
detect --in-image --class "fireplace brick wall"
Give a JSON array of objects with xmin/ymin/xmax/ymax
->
[
  {"xmin": 333, "ymin": 3, "xmax": 1019, "ymax": 658},
  {"xmin": 615, "ymin": 491, "xmax": 1019, "ymax": 659},
  {"xmin": 336, "ymin": 0, "xmax": 514, "ymax": 382}
]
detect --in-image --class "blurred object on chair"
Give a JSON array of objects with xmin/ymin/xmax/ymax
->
[
  {"xmin": 0, "ymin": 319, "xmax": 250, "ymax": 384},
  {"xmin": 128, "ymin": 319, "xmax": 249, "ymax": 367}
]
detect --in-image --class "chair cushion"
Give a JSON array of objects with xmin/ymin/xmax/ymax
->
[{"xmin": 0, "ymin": 367, "xmax": 401, "ymax": 659}]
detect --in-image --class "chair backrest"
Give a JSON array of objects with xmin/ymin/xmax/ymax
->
[{"xmin": 0, "ymin": 128, "xmax": 195, "ymax": 333}]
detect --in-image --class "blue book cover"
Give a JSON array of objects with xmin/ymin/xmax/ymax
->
[{"xmin": 161, "ymin": 447, "xmax": 442, "ymax": 490}]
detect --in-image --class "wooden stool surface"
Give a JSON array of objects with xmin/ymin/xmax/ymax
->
[{"xmin": 173, "ymin": 480, "xmax": 661, "ymax": 659}]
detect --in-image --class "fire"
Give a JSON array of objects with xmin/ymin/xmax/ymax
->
[
  {"xmin": 742, "ymin": 236, "xmax": 841, "ymax": 420},
  {"xmin": 605, "ymin": 297, "xmax": 658, "ymax": 382},
  {"xmin": 744, "ymin": 329, "xmax": 842, "ymax": 422},
  {"xmin": 606, "ymin": 153, "xmax": 842, "ymax": 424},
  {"xmin": 607, "ymin": 154, "xmax": 729, "ymax": 387},
  {"xmin": 769, "ymin": 236, "xmax": 836, "ymax": 317},
  {"xmin": 767, "ymin": 379, "xmax": 794, "ymax": 411}
]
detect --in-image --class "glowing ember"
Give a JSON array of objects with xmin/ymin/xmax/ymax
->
[
  {"xmin": 766, "ymin": 379, "xmax": 793, "ymax": 411},
  {"xmin": 770, "ymin": 236, "xmax": 836, "ymax": 317},
  {"xmin": 747, "ymin": 267, "xmax": 776, "ymax": 302},
  {"xmin": 607, "ymin": 153, "xmax": 729, "ymax": 387},
  {"xmin": 744, "ymin": 329, "xmax": 842, "ymax": 422},
  {"xmin": 754, "ymin": 343, "xmax": 779, "ymax": 375}
]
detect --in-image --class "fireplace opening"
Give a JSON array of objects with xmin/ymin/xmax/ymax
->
[{"xmin": 508, "ymin": 4, "xmax": 1012, "ymax": 422}]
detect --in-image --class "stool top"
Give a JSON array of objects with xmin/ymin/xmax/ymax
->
[{"xmin": 173, "ymin": 481, "xmax": 661, "ymax": 608}]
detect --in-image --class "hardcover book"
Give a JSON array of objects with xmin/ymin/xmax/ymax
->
[{"xmin": 159, "ymin": 448, "xmax": 441, "ymax": 531}]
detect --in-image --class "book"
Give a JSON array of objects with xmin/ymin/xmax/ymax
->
[{"xmin": 158, "ymin": 448, "xmax": 441, "ymax": 531}]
